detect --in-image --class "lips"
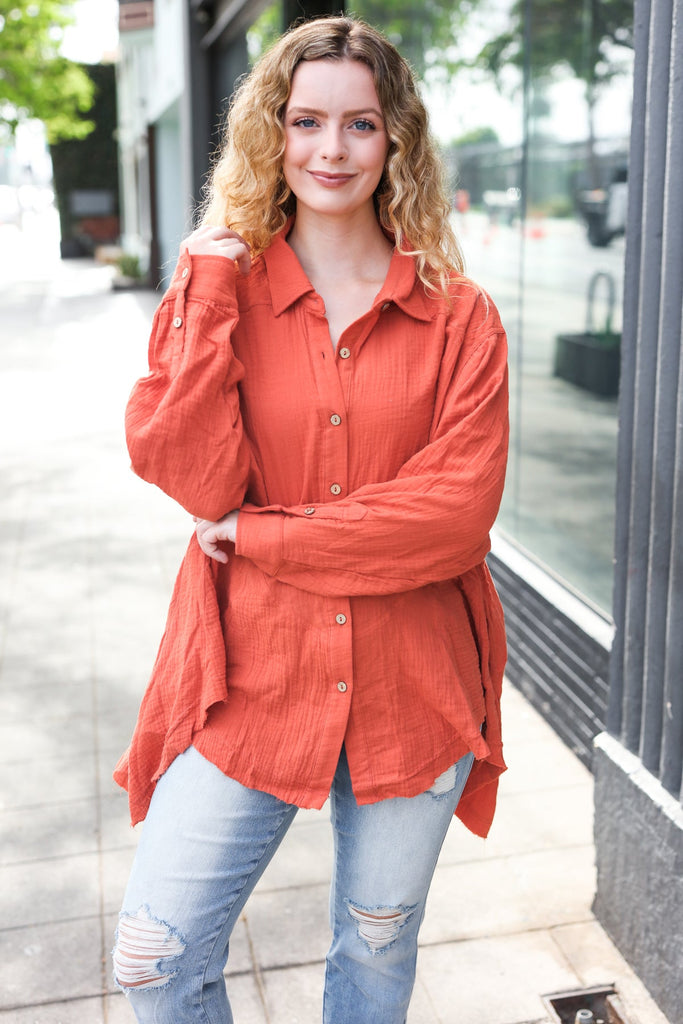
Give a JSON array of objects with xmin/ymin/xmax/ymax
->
[{"xmin": 307, "ymin": 171, "xmax": 356, "ymax": 187}]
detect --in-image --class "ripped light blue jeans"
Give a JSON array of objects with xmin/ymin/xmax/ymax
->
[{"xmin": 113, "ymin": 744, "xmax": 474, "ymax": 1024}]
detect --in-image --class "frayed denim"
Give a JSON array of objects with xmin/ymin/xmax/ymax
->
[{"xmin": 113, "ymin": 744, "xmax": 473, "ymax": 1023}]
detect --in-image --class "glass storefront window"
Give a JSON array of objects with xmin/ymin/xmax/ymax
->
[{"xmin": 349, "ymin": 0, "xmax": 633, "ymax": 613}]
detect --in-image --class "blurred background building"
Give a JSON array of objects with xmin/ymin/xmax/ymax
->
[{"xmin": 111, "ymin": 1, "xmax": 681, "ymax": 1020}]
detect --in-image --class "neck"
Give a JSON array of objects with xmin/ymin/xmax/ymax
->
[{"xmin": 287, "ymin": 206, "xmax": 393, "ymax": 281}]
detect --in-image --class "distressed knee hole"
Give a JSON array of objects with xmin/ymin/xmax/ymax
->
[
  {"xmin": 113, "ymin": 908, "xmax": 185, "ymax": 991},
  {"xmin": 346, "ymin": 902, "xmax": 415, "ymax": 954},
  {"xmin": 428, "ymin": 763, "xmax": 457, "ymax": 796}
]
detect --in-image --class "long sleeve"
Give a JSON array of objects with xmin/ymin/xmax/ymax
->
[
  {"xmin": 125, "ymin": 252, "xmax": 253, "ymax": 522},
  {"xmin": 236, "ymin": 296, "xmax": 508, "ymax": 596}
]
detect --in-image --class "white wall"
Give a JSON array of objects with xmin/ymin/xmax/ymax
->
[
  {"xmin": 154, "ymin": 101, "xmax": 185, "ymax": 285},
  {"xmin": 116, "ymin": 0, "xmax": 190, "ymax": 272},
  {"xmin": 147, "ymin": 0, "xmax": 186, "ymax": 124}
]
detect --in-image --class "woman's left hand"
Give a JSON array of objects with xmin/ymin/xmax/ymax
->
[{"xmin": 194, "ymin": 511, "xmax": 239, "ymax": 563}]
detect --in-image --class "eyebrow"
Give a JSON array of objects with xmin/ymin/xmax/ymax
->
[{"xmin": 288, "ymin": 106, "xmax": 384, "ymax": 120}]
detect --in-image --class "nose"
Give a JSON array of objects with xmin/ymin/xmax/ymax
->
[{"xmin": 320, "ymin": 125, "xmax": 347, "ymax": 162}]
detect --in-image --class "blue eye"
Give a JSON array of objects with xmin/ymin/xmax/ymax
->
[
  {"xmin": 352, "ymin": 119, "xmax": 375, "ymax": 131},
  {"xmin": 294, "ymin": 117, "xmax": 317, "ymax": 128}
]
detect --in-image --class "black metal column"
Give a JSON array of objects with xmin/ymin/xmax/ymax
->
[
  {"xmin": 593, "ymin": 3, "xmax": 683, "ymax": 1017},
  {"xmin": 609, "ymin": 0, "xmax": 683, "ymax": 803}
]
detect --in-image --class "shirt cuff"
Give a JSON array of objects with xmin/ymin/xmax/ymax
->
[
  {"xmin": 169, "ymin": 251, "xmax": 239, "ymax": 307},
  {"xmin": 235, "ymin": 509, "xmax": 285, "ymax": 576}
]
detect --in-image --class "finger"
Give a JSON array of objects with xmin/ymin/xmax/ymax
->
[
  {"xmin": 200, "ymin": 225, "xmax": 249, "ymax": 246},
  {"xmin": 233, "ymin": 246, "xmax": 251, "ymax": 274},
  {"xmin": 204, "ymin": 535, "xmax": 229, "ymax": 563},
  {"xmin": 181, "ymin": 225, "xmax": 228, "ymax": 251}
]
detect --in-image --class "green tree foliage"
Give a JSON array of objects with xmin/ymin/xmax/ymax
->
[
  {"xmin": 246, "ymin": 1, "xmax": 283, "ymax": 64},
  {"xmin": 0, "ymin": 0, "xmax": 95, "ymax": 142},
  {"xmin": 452, "ymin": 126, "xmax": 500, "ymax": 146},
  {"xmin": 350, "ymin": 0, "xmax": 477, "ymax": 78},
  {"xmin": 472, "ymin": 0, "xmax": 633, "ymax": 88}
]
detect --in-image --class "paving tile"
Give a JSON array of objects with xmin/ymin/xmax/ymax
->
[
  {"xmin": 500, "ymin": 683, "xmax": 562, "ymax": 743},
  {"xmin": 421, "ymin": 845, "xmax": 596, "ymax": 945},
  {"xmin": 262, "ymin": 962, "xmax": 324, "ymax": 1024},
  {"xmin": 1, "ymin": 851, "xmax": 100, "ymax": 928},
  {"xmin": 225, "ymin": 915, "xmax": 256, "ymax": 976},
  {"xmin": 439, "ymin": 782, "xmax": 594, "ymax": 866},
  {"xmin": 0, "ymin": 625, "xmax": 90, "ymax": 670},
  {"xmin": 93, "ymin": 700, "xmax": 147, "ymax": 757},
  {"xmin": 497, "ymin": 734, "xmax": 593, "ymax": 795},
  {"xmin": 98, "ymin": 791, "xmax": 140, "ymax": 851},
  {"xmin": 0, "ymin": 754, "xmax": 97, "ymax": 811},
  {"xmin": 0, "ymin": 798, "xmax": 99, "ymax": 865},
  {"xmin": 104, "ymin": 992, "xmax": 136, "ymax": 1024},
  {"xmin": 255, "ymin": 815, "xmax": 334, "ymax": 893},
  {"xmin": 550, "ymin": 921, "xmax": 671, "ymax": 1024},
  {"xmin": 0, "ymin": 715, "xmax": 95, "ymax": 764},
  {"xmin": 407, "ymin": 974, "xmax": 441, "ymax": 1023},
  {"xmin": 99, "ymin": 748, "xmax": 137, "ymax": 802},
  {"xmin": 245, "ymin": 882, "xmax": 331, "ymax": 971},
  {"xmin": 0, "ymin": 917, "xmax": 104, "ymax": 1010},
  {"xmin": 0, "ymin": 668, "xmax": 93, "ymax": 719},
  {"xmin": 0, "ymin": 997, "xmax": 106, "ymax": 1023},
  {"xmin": 101, "ymin": 846, "xmax": 138, "ymax": 916},
  {"xmin": 225, "ymin": 972, "xmax": 270, "ymax": 1023},
  {"xmin": 417, "ymin": 931, "xmax": 580, "ymax": 1024}
]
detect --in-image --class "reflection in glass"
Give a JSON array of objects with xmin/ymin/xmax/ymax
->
[{"xmin": 431, "ymin": 0, "xmax": 633, "ymax": 611}]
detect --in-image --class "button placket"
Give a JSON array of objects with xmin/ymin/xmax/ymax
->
[
  {"xmin": 306, "ymin": 307, "xmax": 349, "ymax": 509},
  {"xmin": 169, "ymin": 274, "xmax": 188, "ymax": 373}
]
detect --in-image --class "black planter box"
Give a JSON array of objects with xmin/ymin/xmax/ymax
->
[{"xmin": 554, "ymin": 332, "xmax": 620, "ymax": 397}]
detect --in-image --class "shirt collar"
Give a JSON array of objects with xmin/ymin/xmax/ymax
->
[
  {"xmin": 263, "ymin": 224, "xmax": 316, "ymax": 316},
  {"xmin": 262, "ymin": 220, "xmax": 437, "ymax": 322}
]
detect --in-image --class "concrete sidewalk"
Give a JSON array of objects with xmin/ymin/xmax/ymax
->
[{"xmin": 0, "ymin": 219, "xmax": 669, "ymax": 1024}]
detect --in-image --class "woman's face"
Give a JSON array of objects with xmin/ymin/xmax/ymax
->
[{"xmin": 283, "ymin": 58, "xmax": 390, "ymax": 222}]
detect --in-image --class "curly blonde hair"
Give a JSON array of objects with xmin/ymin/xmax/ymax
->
[{"xmin": 201, "ymin": 15, "xmax": 463, "ymax": 294}]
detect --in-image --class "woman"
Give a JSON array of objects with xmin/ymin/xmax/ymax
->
[{"xmin": 113, "ymin": 15, "xmax": 509, "ymax": 1024}]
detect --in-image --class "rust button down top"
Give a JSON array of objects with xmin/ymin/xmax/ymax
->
[{"xmin": 114, "ymin": 226, "xmax": 509, "ymax": 838}]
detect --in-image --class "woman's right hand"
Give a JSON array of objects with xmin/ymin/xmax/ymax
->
[
  {"xmin": 194, "ymin": 512, "xmax": 239, "ymax": 564},
  {"xmin": 182, "ymin": 225, "xmax": 251, "ymax": 274}
]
